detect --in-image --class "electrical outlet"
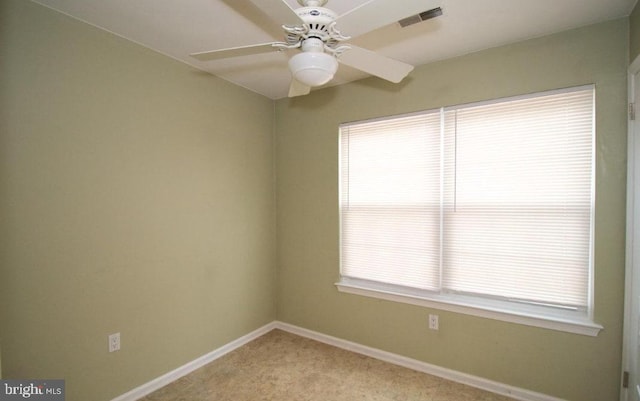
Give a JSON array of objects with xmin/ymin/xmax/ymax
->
[
  {"xmin": 428, "ymin": 314, "xmax": 439, "ymax": 330},
  {"xmin": 108, "ymin": 332, "xmax": 120, "ymax": 352}
]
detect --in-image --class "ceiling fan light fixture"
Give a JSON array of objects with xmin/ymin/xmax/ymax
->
[
  {"xmin": 288, "ymin": 51, "xmax": 338, "ymax": 87},
  {"xmin": 190, "ymin": 0, "xmax": 420, "ymax": 97}
]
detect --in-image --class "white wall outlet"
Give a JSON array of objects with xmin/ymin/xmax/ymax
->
[
  {"xmin": 428, "ymin": 314, "xmax": 439, "ymax": 330},
  {"xmin": 108, "ymin": 332, "xmax": 120, "ymax": 352}
]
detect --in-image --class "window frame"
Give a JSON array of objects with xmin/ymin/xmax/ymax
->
[{"xmin": 336, "ymin": 85, "xmax": 602, "ymax": 336}]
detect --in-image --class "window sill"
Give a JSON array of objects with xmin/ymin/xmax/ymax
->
[{"xmin": 335, "ymin": 279, "xmax": 603, "ymax": 337}]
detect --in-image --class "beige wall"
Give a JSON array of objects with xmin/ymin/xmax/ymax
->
[
  {"xmin": 275, "ymin": 19, "xmax": 628, "ymax": 401},
  {"xmin": 0, "ymin": 2, "xmax": 630, "ymax": 401},
  {"xmin": 0, "ymin": 1, "xmax": 276, "ymax": 400}
]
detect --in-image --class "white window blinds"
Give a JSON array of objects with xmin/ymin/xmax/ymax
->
[
  {"xmin": 339, "ymin": 86, "xmax": 594, "ymax": 314},
  {"xmin": 340, "ymin": 111, "xmax": 442, "ymax": 290}
]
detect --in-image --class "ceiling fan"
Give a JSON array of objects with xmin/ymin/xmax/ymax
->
[{"xmin": 190, "ymin": 0, "xmax": 441, "ymax": 97}]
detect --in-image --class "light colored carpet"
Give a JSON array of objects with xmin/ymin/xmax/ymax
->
[{"xmin": 139, "ymin": 329, "xmax": 515, "ymax": 401}]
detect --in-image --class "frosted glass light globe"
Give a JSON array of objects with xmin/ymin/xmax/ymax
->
[{"xmin": 288, "ymin": 51, "xmax": 338, "ymax": 87}]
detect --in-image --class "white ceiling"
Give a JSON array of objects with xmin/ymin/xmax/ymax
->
[{"xmin": 32, "ymin": 0, "xmax": 636, "ymax": 99}]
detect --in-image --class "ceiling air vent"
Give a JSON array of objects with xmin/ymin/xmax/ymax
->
[{"xmin": 398, "ymin": 7, "xmax": 443, "ymax": 28}]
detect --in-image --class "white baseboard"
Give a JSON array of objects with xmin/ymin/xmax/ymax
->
[
  {"xmin": 112, "ymin": 320, "xmax": 565, "ymax": 401},
  {"xmin": 273, "ymin": 321, "xmax": 565, "ymax": 401},
  {"xmin": 110, "ymin": 322, "xmax": 278, "ymax": 401}
]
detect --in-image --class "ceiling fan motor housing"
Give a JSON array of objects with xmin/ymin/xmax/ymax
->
[{"xmin": 295, "ymin": 7, "xmax": 338, "ymax": 38}]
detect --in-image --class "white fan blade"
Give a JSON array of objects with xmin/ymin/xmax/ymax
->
[
  {"xmin": 247, "ymin": 0, "xmax": 303, "ymax": 26},
  {"xmin": 288, "ymin": 79, "xmax": 311, "ymax": 97},
  {"xmin": 338, "ymin": 45, "xmax": 413, "ymax": 83},
  {"xmin": 337, "ymin": 0, "xmax": 439, "ymax": 39},
  {"xmin": 190, "ymin": 43, "xmax": 280, "ymax": 61}
]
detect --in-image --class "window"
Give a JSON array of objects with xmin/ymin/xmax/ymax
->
[{"xmin": 337, "ymin": 86, "xmax": 601, "ymax": 335}]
